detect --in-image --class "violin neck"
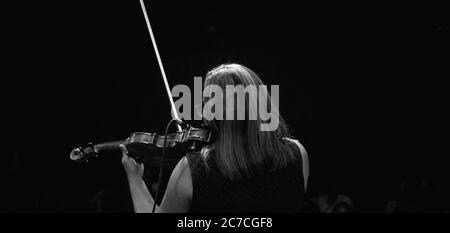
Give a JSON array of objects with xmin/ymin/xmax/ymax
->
[{"xmin": 94, "ymin": 140, "xmax": 126, "ymax": 152}]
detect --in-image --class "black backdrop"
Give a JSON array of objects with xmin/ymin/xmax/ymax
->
[{"xmin": 4, "ymin": 1, "xmax": 448, "ymax": 212}]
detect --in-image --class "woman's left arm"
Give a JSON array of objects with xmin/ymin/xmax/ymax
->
[{"xmin": 119, "ymin": 144, "xmax": 192, "ymax": 213}]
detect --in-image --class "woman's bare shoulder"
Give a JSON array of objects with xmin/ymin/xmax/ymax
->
[{"xmin": 283, "ymin": 137, "xmax": 308, "ymax": 156}]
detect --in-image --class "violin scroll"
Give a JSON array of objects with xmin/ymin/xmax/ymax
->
[{"xmin": 70, "ymin": 142, "xmax": 97, "ymax": 163}]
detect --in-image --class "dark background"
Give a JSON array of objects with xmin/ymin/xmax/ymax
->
[{"xmin": 4, "ymin": 0, "xmax": 448, "ymax": 212}]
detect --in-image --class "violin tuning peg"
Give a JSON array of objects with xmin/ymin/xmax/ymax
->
[{"xmin": 76, "ymin": 147, "xmax": 83, "ymax": 154}]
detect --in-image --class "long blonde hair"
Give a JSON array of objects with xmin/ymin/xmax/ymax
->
[{"xmin": 201, "ymin": 63, "xmax": 300, "ymax": 180}]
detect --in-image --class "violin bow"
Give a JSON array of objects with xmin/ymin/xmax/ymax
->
[{"xmin": 139, "ymin": 0, "xmax": 182, "ymax": 131}]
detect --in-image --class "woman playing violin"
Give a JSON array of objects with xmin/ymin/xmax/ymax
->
[{"xmin": 120, "ymin": 63, "xmax": 309, "ymax": 213}]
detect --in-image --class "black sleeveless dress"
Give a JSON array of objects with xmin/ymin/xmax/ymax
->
[{"xmin": 186, "ymin": 151, "xmax": 305, "ymax": 213}]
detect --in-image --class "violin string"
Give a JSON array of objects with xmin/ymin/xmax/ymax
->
[{"xmin": 139, "ymin": 0, "xmax": 182, "ymax": 131}]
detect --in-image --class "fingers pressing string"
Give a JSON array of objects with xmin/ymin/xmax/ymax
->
[
  {"xmin": 119, "ymin": 144, "xmax": 128, "ymax": 156},
  {"xmin": 119, "ymin": 144, "xmax": 141, "ymax": 166}
]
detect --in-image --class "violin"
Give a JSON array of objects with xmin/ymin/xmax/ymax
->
[{"xmin": 70, "ymin": 125, "xmax": 211, "ymax": 166}]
